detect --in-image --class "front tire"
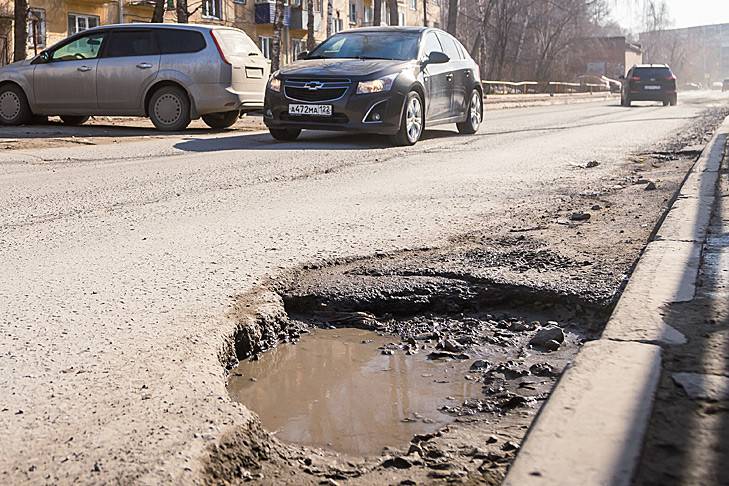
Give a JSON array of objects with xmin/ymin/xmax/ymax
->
[
  {"xmin": 202, "ymin": 110, "xmax": 240, "ymax": 129},
  {"xmin": 669, "ymin": 95, "xmax": 677, "ymax": 106},
  {"xmin": 457, "ymin": 89, "xmax": 482, "ymax": 134},
  {"xmin": 148, "ymin": 86, "xmax": 191, "ymax": 131},
  {"xmin": 60, "ymin": 115, "xmax": 89, "ymax": 125},
  {"xmin": 391, "ymin": 91, "xmax": 424, "ymax": 146},
  {"xmin": 0, "ymin": 84, "xmax": 32, "ymax": 125},
  {"xmin": 269, "ymin": 128, "xmax": 301, "ymax": 141}
]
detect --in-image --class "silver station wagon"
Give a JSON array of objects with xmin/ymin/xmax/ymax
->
[{"xmin": 0, "ymin": 24, "xmax": 269, "ymax": 131}]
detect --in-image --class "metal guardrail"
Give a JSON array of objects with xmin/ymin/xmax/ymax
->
[{"xmin": 481, "ymin": 80, "xmax": 611, "ymax": 95}]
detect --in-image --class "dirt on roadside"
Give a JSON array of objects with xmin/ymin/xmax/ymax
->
[
  {"xmin": 0, "ymin": 114, "xmax": 267, "ymax": 152},
  {"xmin": 200, "ymin": 108, "xmax": 729, "ymax": 485}
]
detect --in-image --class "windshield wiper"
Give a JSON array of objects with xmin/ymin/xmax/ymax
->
[{"xmin": 355, "ymin": 56, "xmax": 395, "ymax": 60}]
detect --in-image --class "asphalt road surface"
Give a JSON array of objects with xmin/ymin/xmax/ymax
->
[{"xmin": 1, "ymin": 91, "xmax": 727, "ymax": 484}]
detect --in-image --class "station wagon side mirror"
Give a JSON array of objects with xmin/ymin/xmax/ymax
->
[
  {"xmin": 423, "ymin": 51, "xmax": 450, "ymax": 66},
  {"xmin": 39, "ymin": 51, "xmax": 50, "ymax": 63}
]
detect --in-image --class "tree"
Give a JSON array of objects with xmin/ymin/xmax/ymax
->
[
  {"xmin": 177, "ymin": 0, "xmax": 189, "ymax": 23},
  {"xmin": 151, "ymin": 0, "xmax": 165, "ymax": 22},
  {"xmin": 327, "ymin": 0, "xmax": 333, "ymax": 37},
  {"xmin": 446, "ymin": 0, "xmax": 458, "ymax": 35},
  {"xmin": 271, "ymin": 0, "xmax": 285, "ymax": 71},
  {"xmin": 374, "ymin": 0, "xmax": 381, "ymax": 26},
  {"xmin": 387, "ymin": 0, "xmax": 398, "ymax": 25},
  {"xmin": 13, "ymin": 0, "xmax": 27, "ymax": 62},
  {"xmin": 307, "ymin": 0, "xmax": 315, "ymax": 50}
]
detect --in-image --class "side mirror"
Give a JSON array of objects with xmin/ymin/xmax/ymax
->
[
  {"xmin": 618, "ymin": 75, "xmax": 625, "ymax": 80},
  {"xmin": 39, "ymin": 51, "xmax": 50, "ymax": 63},
  {"xmin": 426, "ymin": 51, "xmax": 450, "ymax": 65},
  {"xmin": 297, "ymin": 50, "xmax": 309, "ymax": 60}
]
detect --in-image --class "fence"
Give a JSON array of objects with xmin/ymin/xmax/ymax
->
[{"xmin": 481, "ymin": 80, "xmax": 613, "ymax": 96}]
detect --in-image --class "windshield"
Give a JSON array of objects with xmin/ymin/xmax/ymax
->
[{"xmin": 308, "ymin": 32, "xmax": 420, "ymax": 61}]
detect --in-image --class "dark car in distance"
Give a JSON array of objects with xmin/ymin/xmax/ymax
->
[
  {"xmin": 263, "ymin": 27, "xmax": 483, "ymax": 145},
  {"xmin": 621, "ymin": 64, "xmax": 677, "ymax": 107}
]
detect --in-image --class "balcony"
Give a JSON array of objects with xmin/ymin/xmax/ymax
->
[
  {"xmin": 290, "ymin": 10, "xmax": 321, "ymax": 30},
  {"xmin": 255, "ymin": 3, "xmax": 292, "ymax": 25}
]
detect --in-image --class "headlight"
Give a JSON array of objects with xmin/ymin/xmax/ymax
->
[
  {"xmin": 357, "ymin": 73, "xmax": 399, "ymax": 94},
  {"xmin": 268, "ymin": 72, "xmax": 281, "ymax": 92}
]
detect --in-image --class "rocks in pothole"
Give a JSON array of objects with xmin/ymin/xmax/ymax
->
[
  {"xmin": 571, "ymin": 212, "xmax": 591, "ymax": 221},
  {"xmin": 528, "ymin": 326, "xmax": 565, "ymax": 351}
]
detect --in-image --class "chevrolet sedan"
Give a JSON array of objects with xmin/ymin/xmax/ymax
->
[{"xmin": 263, "ymin": 27, "xmax": 483, "ymax": 145}]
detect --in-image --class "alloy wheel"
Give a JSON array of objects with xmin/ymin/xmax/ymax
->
[
  {"xmin": 469, "ymin": 91, "xmax": 482, "ymax": 130},
  {"xmin": 405, "ymin": 96, "xmax": 422, "ymax": 143}
]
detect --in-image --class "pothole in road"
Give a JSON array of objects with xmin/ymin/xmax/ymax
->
[{"xmin": 221, "ymin": 245, "xmax": 611, "ymax": 480}]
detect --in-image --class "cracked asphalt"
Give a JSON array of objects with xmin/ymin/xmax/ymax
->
[{"xmin": 1, "ymin": 91, "xmax": 728, "ymax": 484}]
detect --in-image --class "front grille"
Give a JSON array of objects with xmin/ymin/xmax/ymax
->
[
  {"xmin": 285, "ymin": 86, "xmax": 348, "ymax": 102},
  {"xmin": 284, "ymin": 78, "xmax": 351, "ymax": 103},
  {"xmin": 279, "ymin": 113, "xmax": 350, "ymax": 123}
]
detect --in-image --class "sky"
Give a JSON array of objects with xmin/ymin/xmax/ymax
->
[{"xmin": 612, "ymin": 0, "xmax": 729, "ymax": 32}]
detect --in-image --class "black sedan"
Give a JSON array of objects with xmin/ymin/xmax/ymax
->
[{"xmin": 263, "ymin": 27, "xmax": 483, "ymax": 145}]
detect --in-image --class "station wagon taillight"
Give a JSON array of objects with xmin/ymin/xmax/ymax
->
[
  {"xmin": 665, "ymin": 74, "xmax": 676, "ymax": 81},
  {"xmin": 629, "ymin": 76, "xmax": 641, "ymax": 82},
  {"xmin": 210, "ymin": 30, "xmax": 231, "ymax": 65}
]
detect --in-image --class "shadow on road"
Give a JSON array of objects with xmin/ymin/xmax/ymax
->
[{"xmin": 172, "ymin": 128, "xmax": 461, "ymax": 152}]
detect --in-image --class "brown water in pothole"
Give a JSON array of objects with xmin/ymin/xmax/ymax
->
[{"xmin": 228, "ymin": 328, "xmax": 483, "ymax": 456}]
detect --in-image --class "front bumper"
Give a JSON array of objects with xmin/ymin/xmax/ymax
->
[{"xmin": 263, "ymin": 87, "xmax": 406, "ymax": 134}]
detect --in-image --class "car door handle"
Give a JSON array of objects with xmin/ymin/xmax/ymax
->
[
  {"xmin": 446, "ymin": 74, "xmax": 453, "ymax": 82},
  {"xmin": 77, "ymin": 66, "xmax": 92, "ymax": 72},
  {"xmin": 136, "ymin": 63, "xmax": 153, "ymax": 69}
]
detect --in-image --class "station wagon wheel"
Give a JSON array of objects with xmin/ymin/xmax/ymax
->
[
  {"xmin": 0, "ymin": 84, "xmax": 32, "ymax": 126},
  {"xmin": 148, "ymin": 86, "xmax": 191, "ymax": 132},
  {"xmin": 60, "ymin": 115, "xmax": 90, "ymax": 126},
  {"xmin": 392, "ymin": 91, "xmax": 423, "ymax": 146},
  {"xmin": 457, "ymin": 89, "xmax": 482, "ymax": 134}
]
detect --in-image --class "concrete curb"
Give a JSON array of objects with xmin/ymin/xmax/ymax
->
[
  {"xmin": 483, "ymin": 93, "xmax": 617, "ymax": 110},
  {"xmin": 504, "ymin": 117, "xmax": 729, "ymax": 485}
]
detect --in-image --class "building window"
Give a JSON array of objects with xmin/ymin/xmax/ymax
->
[
  {"xmin": 68, "ymin": 14, "xmax": 100, "ymax": 36},
  {"xmin": 27, "ymin": 8, "xmax": 46, "ymax": 49},
  {"xmin": 291, "ymin": 38, "xmax": 306, "ymax": 59},
  {"xmin": 399, "ymin": 9, "xmax": 405, "ymax": 25},
  {"xmin": 409, "ymin": 0, "xmax": 416, "ymax": 10},
  {"xmin": 202, "ymin": 0, "xmax": 222, "ymax": 19},
  {"xmin": 332, "ymin": 16, "xmax": 344, "ymax": 33},
  {"xmin": 259, "ymin": 35, "xmax": 272, "ymax": 59},
  {"xmin": 234, "ymin": 0, "xmax": 246, "ymax": 4},
  {"xmin": 349, "ymin": 2, "xmax": 357, "ymax": 25},
  {"xmin": 364, "ymin": 5, "xmax": 372, "ymax": 23}
]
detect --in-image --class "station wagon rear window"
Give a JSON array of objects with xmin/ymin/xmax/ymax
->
[{"xmin": 155, "ymin": 29, "xmax": 206, "ymax": 54}]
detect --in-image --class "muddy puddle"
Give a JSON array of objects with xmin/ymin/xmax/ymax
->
[{"xmin": 229, "ymin": 327, "xmax": 484, "ymax": 455}]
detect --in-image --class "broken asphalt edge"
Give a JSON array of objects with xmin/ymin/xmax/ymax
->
[{"xmin": 504, "ymin": 116, "xmax": 729, "ymax": 486}]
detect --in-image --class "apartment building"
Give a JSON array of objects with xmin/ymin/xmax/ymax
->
[{"xmin": 0, "ymin": 0, "xmax": 443, "ymax": 65}]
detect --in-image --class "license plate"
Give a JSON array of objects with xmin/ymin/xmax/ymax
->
[
  {"xmin": 288, "ymin": 104, "xmax": 332, "ymax": 116},
  {"xmin": 644, "ymin": 85, "xmax": 661, "ymax": 90}
]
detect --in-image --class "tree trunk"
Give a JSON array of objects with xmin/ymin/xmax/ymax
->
[
  {"xmin": 326, "ymin": 0, "xmax": 333, "ymax": 37},
  {"xmin": 151, "ymin": 0, "xmax": 165, "ymax": 22},
  {"xmin": 422, "ymin": 0, "xmax": 426, "ymax": 26},
  {"xmin": 13, "ymin": 0, "xmax": 27, "ymax": 62},
  {"xmin": 271, "ymin": 0, "xmax": 285, "ymax": 71},
  {"xmin": 373, "ymin": 0, "xmax": 381, "ymax": 26},
  {"xmin": 306, "ymin": 0, "xmax": 315, "ymax": 50},
  {"xmin": 176, "ymin": 0, "xmax": 188, "ymax": 23},
  {"xmin": 387, "ymin": 0, "xmax": 397, "ymax": 25},
  {"xmin": 446, "ymin": 0, "xmax": 458, "ymax": 35}
]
